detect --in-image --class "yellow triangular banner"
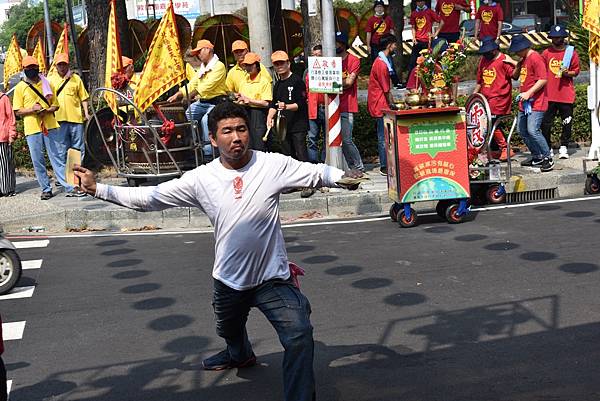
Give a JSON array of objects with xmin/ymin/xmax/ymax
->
[
  {"xmin": 105, "ymin": 0, "xmax": 123, "ymax": 114},
  {"xmin": 32, "ymin": 39, "xmax": 48, "ymax": 75},
  {"xmin": 134, "ymin": 0, "xmax": 186, "ymax": 112},
  {"xmin": 3, "ymin": 35, "xmax": 22, "ymax": 90},
  {"xmin": 48, "ymin": 24, "xmax": 69, "ymax": 77}
]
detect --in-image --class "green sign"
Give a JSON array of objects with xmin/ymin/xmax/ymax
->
[{"xmin": 409, "ymin": 123, "xmax": 457, "ymax": 158}]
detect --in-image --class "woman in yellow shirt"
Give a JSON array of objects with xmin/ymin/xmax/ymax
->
[{"xmin": 235, "ymin": 52, "xmax": 273, "ymax": 151}]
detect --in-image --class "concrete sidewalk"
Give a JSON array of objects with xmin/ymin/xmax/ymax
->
[{"xmin": 0, "ymin": 148, "xmax": 596, "ymax": 234}]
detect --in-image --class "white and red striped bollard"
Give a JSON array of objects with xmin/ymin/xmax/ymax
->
[{"xmin": 326, "ymin": 93, "xmax": 344, "ymax": 169}]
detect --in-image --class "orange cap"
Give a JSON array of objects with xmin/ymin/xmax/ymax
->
[
  {"xmin": 54, "ymin": 53, "xmax": 69, "ymax": 65},
  {"xmin": 271, "ymin": 50, "xmax": 289, "ymax": 63},
  {"xmin": 190, "ymin": 39, "xmax": 214, "ymax": 55},
  {"xmin": 121, "ymin": 56, "xmax": 133, "ymax": 67},
  {"xmin": 22, "ymin": 55, "xmax": 38, "ymax": 68},
  {"xmin": 241, "ymin": 52, "xmax": 261, "ymax": 65},
  {"xmin": 232, "ymin": 40, "xmax": 249, "ymax": 51}
]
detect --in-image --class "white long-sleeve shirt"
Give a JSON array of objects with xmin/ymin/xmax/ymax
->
[{"xmin": 95, "ymin": 151, "xmax": 345, "ymax": 290}]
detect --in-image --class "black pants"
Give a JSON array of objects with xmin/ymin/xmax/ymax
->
[
  {"xmin": 407, "ymin": 41, "xmax": 428, "ymax": 78},
  {"xmin": 281, "ymin": 130, "xmax": 309, "ymax": 162},
  {"xmin": 541, "ymin": 101, "xmax": 574, "ymax": 147},
  {"xmin": 438, "ymin": 32, "xmax": 460, "ymax": 43},
  {"xmin": 0, "ymin": 357, "xmax": 7, "ymax": 401},
  {"xmin": 247, "ymin": 107, "xmax": 269, "ymax": 151}
]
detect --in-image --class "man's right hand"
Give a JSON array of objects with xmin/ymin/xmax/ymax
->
[
  {"xmin": 73, "ymin": 165, "xmax": 97, "ymax": 195},
  {"xmin": 32, "ymin": 103, "xmax": 42, "ymax": 113},
  {"xmin": 167, "ymin": 93, "xmax": 179, "ymax": 103},
  {"xmin": 266, "ymin": 118, "xmax": 274, "ymax": 129}
]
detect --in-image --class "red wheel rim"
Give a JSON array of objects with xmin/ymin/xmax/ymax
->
[
  {"xmin": 449, "ymin": 207, "xmax": 461, "ymax": 222},
  {"xmin": 401, "ymin": 214, "xmax": 414, "ymax": 225},
  {"xmin": 591, "ymin": 181, "xmax": 600, "ymax": 193}
]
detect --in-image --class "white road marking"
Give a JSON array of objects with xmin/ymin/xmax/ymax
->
[
  {"xmin": 22, "ymin": 259, "xmax": 43, "ymax": 270},
  {"xmin": 26, "ymin": 195, "xmax": 600, "ymax": 239},
  {"xmin": 1, "ymin": 321, "xmax": 26, "ymax": 340},
  {"xmin": 6, "ymin": 379, "xmax": 11, "ymax": 400},
  {"xmin": 0, "ymin": 286, "xmax": 35, "ymax": 300},
  {"xmin": 13, "ymin": 240, "xmax": 49, "ymax": 249}
]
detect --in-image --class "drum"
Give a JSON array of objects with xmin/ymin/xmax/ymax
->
[
  {"xmin": 85, "ymin": 107, "xmax": 126, "ymax": 168},
  {"xmin": 125, "ymin": 101, "xmax": 199, "ymax": 172}
]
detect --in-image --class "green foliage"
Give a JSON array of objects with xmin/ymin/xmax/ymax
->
[
  {"xmin": 333, "ymin": 0, "xmax": 372, "ymax": 17},
  {"xmin": 0, "ymin": 0, "xmax": 66, "ymax": 50}
]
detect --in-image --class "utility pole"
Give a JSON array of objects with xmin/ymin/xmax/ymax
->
[
  {"xmin": 65, "ymin": 0, "xmax": 85, "ymax": 77},
  {"xmin": 43, "ymin": 0, "xmax": 55, "ymax": 62},
  {"xmin": 321, "ymin": 0, "xmax": 344, "ymax": 170},
  {"xmin": 247, "ymin": 0, "xmax": 273, "ymax": 68}
]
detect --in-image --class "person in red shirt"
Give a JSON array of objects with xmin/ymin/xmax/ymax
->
[
  {"xmin": 435, "ymin": 0, "xmax": 470, "ymax": 44},
  {"xmin": 306, "ymin": 45, "xmax": 326, "ymax": 164},
  {"xmin": 473, "ymin": 37, "xmax": 516, "ymax": 161},
  {"xmin": 408, "ymin": 0, "xmax": 444, "ymax": 76},
  {"xmin": 474, "ymin": 0, "xmax": 504, "ymax": 40},
  {"xmin": 541, "ymin": 25, "xmax": 580, "ymax": 159},
  {"xmin": 507, "ymin": 34, "xmax": 553, "ymax": 171},
  {"xmin": 368, "ymin": 34, "xmax": 399, "ymax": 176},
  {"xmin": 366, "ymin": 0, "xmax": 396, "ymax": 61},
  {"xmin": 336, "ymin": 31, "xmax": 364, "ymax": 172}
]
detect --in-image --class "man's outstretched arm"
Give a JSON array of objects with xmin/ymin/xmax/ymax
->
[{"xmin": 74, "ymin": 166, "xmax": 203, "ymax": 212}]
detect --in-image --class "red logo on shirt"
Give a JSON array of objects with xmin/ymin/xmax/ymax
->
[{"xmin": 233, "ymin": 176, "xmax": 243, "ymax": 199}]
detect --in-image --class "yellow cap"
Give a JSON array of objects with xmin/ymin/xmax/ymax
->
[
  {"xmin": 22, "ymin": 55, "xmax": 38, "ymax": 68},
  {"xmin": 241, "ymin": 52, "xmax": 261, "ymax": 65},
  {"xmin": 271, "ymin": 50, "xmax": 289, "ymax": 63},
  {"xmin": 232, "ymin": 40, "xmax": 249, "ymax": 51},
  {"xmin": 190, "ymin": 39, "xmax": 214, "ymax": 55}
]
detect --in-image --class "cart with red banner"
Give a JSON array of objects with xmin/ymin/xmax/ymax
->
[{"xmin": 384, "ymin": 106, "xmax": 471, "ymax": 227}]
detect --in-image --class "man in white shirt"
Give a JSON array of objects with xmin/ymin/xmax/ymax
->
[{"xmin": 74, "ymin": 102, "xmax": 362, "ymax": 401}]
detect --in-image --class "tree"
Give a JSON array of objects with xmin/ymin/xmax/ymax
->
[
  {"xmin": 300, "ymin": 0, "xmax": 322, "ymax": 62},
  {"xmin": 85, "ymin": 0, "xmax": 129, "ymax": 92},
  {"xmin": 0, "ymin": 0, "xmax": 66, "ymax": 49},
  {"xmin": 333, "ymin": 0, "xmax": 372, "ymax": 17}
]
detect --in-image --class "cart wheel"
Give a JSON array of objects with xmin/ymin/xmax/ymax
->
[
  {"xmin": 445, "ymin": 204, "xmax": 465, "ymax": 224},
  {"xmin": 389, "ymin": 203, "xmax": 401, "ymax": 222},
  {"xmin": 584, "ymin": 175, "xmax": 600, "ymax": 195},
  {"xmin": 436, "ymin": 200, "xmax": 450, "ymax": 218},
  {"xmin": 398, "ymin": 208, "xmax": 418, "ymax": 228},
  {"xmin": 486, "ymin": 184, "xmax": 506, "ymax": 204}
]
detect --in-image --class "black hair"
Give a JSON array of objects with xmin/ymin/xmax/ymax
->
[
  {"xmin": 208, "ymin": 102, "xmax": 250, "ymax": 136},
  {"xmin": 379, "ymin": 34, "xmax": 397, "ymax": 50},
  {"xmin": 312, "ymin": 44, "xmax": 322, "ymax": 51}
]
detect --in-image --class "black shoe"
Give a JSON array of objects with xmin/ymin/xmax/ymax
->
[
  {"xmin": 300, "ymin": 188, "xmax": 316, "ymax": 198},
  {"xmin": 379, "ymin": 167, "xmax": 388, "ymax": 176},
  {"xmin": 66, "ymin": 189, "xmax": 87, "ymax": 198},
  {"xmin": 520, "ymin": 158, "xmax": 540, "ymax": 167},
  {"xmin": 40, "ymin": 191, "xmax": 53, "ymax": 200},
  {"xmin": 55, "ymin": 181, "xmax": 62, "ymax": 188},
  {"xmin": 540, "ymin": 157, "xmax": 554, "ymax": 172},
  {"xmin": 202, "ymin": 349, "xmax": 256, "ymax": 371}
]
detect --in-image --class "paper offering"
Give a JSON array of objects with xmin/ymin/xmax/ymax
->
[{"xmin": 66, "ymin": 148, "xmax": 81, "ymax": 187}]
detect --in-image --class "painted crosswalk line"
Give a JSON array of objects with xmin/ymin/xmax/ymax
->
[
  {"xmin": 13, "ymin": 240, "xmax": 49, "ymax": 249},
  {"xmin": 6, "ymin": 379, "xmax": 12, "ymax": 400},
  {"xmin": 1, "ymin": 321, "xmax": 25, "ymax": 341},
  {"xmin": 22, "ymin": 259, "xmax": 43, "ymax": 270},
  {"xmin": 0, "ymin": 286, "xmax": 35, "ymax": 301}
]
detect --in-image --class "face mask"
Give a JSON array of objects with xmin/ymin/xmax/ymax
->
[
  {"xmin": 24, "ymin": 69, "xmax": 39, "ymax": 79},
  {"xmin": 336, "ymin": 46, "xmax": 344, "ymax": 54},
  {"xmin": 482, "ymin": 0, "xmax": 489, "ymax": 4},
  {"xmin": 375, "ymin": 10, "xmax": 384, "ymax": 17},
  {"xmin": 390, "ymin": 50, "xmax": 397, "ymax": 58},
  {"xmin": 552, "ymin": 38, "xmax": 565, "ymax": 46},
  {"xmin": 416, "ymin": 5, "xmax": 427, "ymax": 11},
  {"xmin": 483, "ymin": 52, "xmax": 495, "ymax": 60}
]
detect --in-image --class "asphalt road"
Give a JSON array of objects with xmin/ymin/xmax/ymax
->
[{"xmin": 3, "ymin": 197, "xmax": 600, "ymax": 401}]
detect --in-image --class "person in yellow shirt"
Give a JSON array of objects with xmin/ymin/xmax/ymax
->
[
  {"xmin": 13, "ymin": 56, "xmax": 80, "ymax": 199},
  {"xmin": 235, "ymin": 52, "xmax": 272, "ymax": 150},
  {"xmin": 226, "ymin": 40, "xmax": 272, "ymax": 93},
  {"xmin": 48, "ymin": 53, "xmax": 90, "ymax": 164},
  {"xmin": 167, "ymin": 39, "xmax": 227, "ymax": 158},
  {"xmin": 122, "ymin": 56, "xmax": 139, "ymax": 102}
]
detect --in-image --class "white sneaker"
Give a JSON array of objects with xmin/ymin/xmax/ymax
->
[
  {"xmin": 558, "ymin": 146, "xmax": 569, "ymax": 159},
  {"xmin": 549, "ymin": 149, "xmax": 554, "ymax": 158}
]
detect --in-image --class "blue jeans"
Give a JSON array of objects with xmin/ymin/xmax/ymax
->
[
  {"xmin": 58, "ymin": 121, "xmax": 85, "ymax": 162},
  {"xmin": 340, "ymin": 112, "xmax": 364, "ymax": 171},
  {"xmin": 186, "ymin": 101, "xmax": 214, "ymax": 156},
  {"xmin": 26, "ymin": 129, "xmax": 73, "ymax": 193},
  {"xmin": 518, "ymin": 110, "xmax": 550, "ymax": 159},
  {"xmin": 213, "ymin": 278, "xmax": 315, "ymax": 401},
  {"xmin": 308, "ymin": 106, "xmax": 326, "ymax": 163},
  {"xmin": 376, "ymin": 117, "xmax": 386, "ymax": 168}
]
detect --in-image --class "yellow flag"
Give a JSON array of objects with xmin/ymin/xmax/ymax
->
[
  {"xmin": 48, "ymin": 24, "xmax": 69, "ymax": 77},
  {"xmin": 134, "ymin": 0, "xmax": 186, "ymax": 112},
  {"xmin": 105, "ymin": 0, "xmax": 123, "ymax": 114},
  {"xmin": 583, "ymin": 0, "xmax": 600, "ymax": 64},
  {"xmin": 32, "ymin": 39, "xmax": 48, "ymax": 75},
  {"xmin": 3, "ymin": 35, "xmax": 23, "ymax": 90}
]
